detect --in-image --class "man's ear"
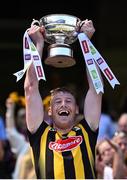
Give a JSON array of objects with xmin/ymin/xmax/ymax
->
[{"xmin": 48, "ymin": 106, "xmax": 52, "ymax": 116}]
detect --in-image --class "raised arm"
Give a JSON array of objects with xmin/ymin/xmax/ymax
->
[
  {"xmin": 81, "ymin": 19, "xmax": 103, "ymax": 131},
  {"xmin": 84, "ymin": 68, "xmax": 103, "ymax": 131},
  {"xmin": 24, "ymin": 25, "xmax": 45, "ymax": 133}
]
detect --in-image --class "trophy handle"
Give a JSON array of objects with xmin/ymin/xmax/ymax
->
[
  {"xmin": 79, "ymin": 20, "xmax": 85, "ymax": 29},
  {"xmin": 73, "ymin": 18, "xmax": 82, "ymax": 35},
  {"xmin": 31, "ymin": 19, "xmax": 40, "ymax": 26}
]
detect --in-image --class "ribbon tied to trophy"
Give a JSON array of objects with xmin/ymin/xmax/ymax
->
[
  {"xmin": 13, "ymin": 30, "xmax": 46, "ymax": 82},
  {"xmin": 14, "ymin": 14, "xmax": 120, "ymax": 94},
  {"xmin": 78, "ymin": 33, "xmax": 120, "ymax": 93}
]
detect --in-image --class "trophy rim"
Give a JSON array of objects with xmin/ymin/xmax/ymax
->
[
  {"xmin": 40, "ymin": 13, "xmax": 81, "ymax": 21},
  {"xmin": 40, "ymin": 13, "xmax": 81, "ymax": 44}
]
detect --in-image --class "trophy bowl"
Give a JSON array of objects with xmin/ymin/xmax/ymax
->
[{"xmin": 39, "ymin": 14, "xmax": 81, "ymax": 68}]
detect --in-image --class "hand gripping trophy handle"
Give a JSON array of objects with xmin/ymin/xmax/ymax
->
[{"xmin": 31, "ymin": 19, "xmax": 41, "ymax": 26}]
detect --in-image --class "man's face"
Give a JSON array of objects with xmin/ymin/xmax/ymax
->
[
  {"xmin": 48, "ymin": 91, "xmax": 78, "ymax": 130},
  {"xmin": 17, "ymin": 108, "xmax": 26, "ymax": 129},
  {"xmin": 118, "ymin": 114, "xmax": 127, "ymax": 133},
  {"xmin": 98, "ymin": 141, "xmax": 114, "ymax": 165},
  {"xmin": 113, "ymin": 135, "xmax": 127, "ymax": 154}
]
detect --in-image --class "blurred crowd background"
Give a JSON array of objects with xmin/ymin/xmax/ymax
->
[{"xmin": 0, "ymin": 0, "xmax": 127, "ymax": 179}]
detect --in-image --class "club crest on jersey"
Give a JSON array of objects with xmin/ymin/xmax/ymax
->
[{"xmin": 49, "ymin": 136, "xmax": 83, "ymax": 152}]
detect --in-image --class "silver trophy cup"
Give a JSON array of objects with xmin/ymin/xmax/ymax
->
[{"xmin": 32, "ymin": 14, "xmax": 81, "ymax": 68}]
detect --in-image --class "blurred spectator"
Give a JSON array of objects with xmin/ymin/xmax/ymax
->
[
  {"xmin": 96, "ymin": 138, "xmax": 125, "ymax": 179},
  {"xmin": 113, "ymin": 131, "xmax": 127, "ymax": 163},
  {"xmin": 5, "ymin": 91, "xmax": 36, "ymax": 179},
  {"xmin": 42, "ymin": 94, "xmax": 52, "ymax": 125},
  {"xmin": 18, "ymin": 148, "xmax": 36, "ymax": 179},
  {"xmin": 0, "ymin": 116, "xmax": 6, "ymax": 140},
  {"xmin": 0, "ymin": 116, "xmax": 6, "ymax": 163},
  {"xmin": 97, "ymin": 97, "xmax": 117, "ymax": 140},
  {"xmin": 0, "ymin": 116, "xmax": 15, "ymax": 178},
  {"xmin": 0, "ymin": 140, "xmax": 4, "ymax": 162},
  {"xmin": 112, "ymin": 131, "xmax": 127, "ymax": 178},
  {"xmin": 117, "ymin": 113, "xmax": 127, "ymax": 134}
]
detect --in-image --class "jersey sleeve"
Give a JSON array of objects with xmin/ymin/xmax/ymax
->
[
  {"xmin": 79, "ymin": 119, "xmax": 99, "ymax": 148},
  {"xmin": 27, "ymin": 121, "xmax": 48, "ymax": 147}
]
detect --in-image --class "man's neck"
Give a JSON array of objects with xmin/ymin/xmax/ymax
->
[{"xmin": 53, "ymin": 125, "xmax": 73, "ymax": 135}]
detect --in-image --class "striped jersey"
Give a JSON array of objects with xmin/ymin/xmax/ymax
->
[{"xmin": 28, "ymin": 119, "xmax": 98, "ymax": 179}]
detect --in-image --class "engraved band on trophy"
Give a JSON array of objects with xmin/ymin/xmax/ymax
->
[{"xmin": 31, "ymin": 14, "xmax": 81, "ymax": 68}]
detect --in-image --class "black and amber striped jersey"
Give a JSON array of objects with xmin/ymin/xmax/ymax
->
[{"xmin": 28, "ymin": 119, "xmax": 98, "ymax": 179}]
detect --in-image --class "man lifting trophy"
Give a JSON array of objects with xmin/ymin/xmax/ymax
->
[{"xmin": 13, "ymin": 15, "xmax": 120, "ymax": 179}]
